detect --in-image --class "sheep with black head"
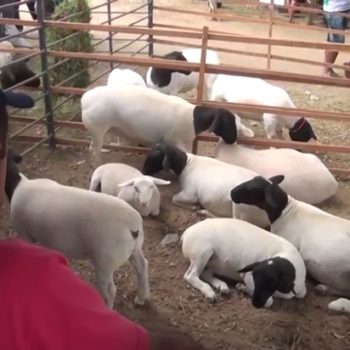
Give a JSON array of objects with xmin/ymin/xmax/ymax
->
[
  {"xmin": 142, "ymin": 142, "xmax": 270, "ymax": 227},
  {"xmin": 230, "ymin": 175, "xmax": 350, "ymax": 314},
  {"xmin": 181, "ymin": 218, "xmax": 307, "ymax": 308}
]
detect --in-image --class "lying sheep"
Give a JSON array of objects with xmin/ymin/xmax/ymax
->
[
  {"xmin": 89, "ymin": 163, "xmax": 171, "ymax": 217},
  {"xmin": 5, "ymin": 152, "xmax": 150, "ymax": 309},
  {"xmin": 107, "ymin": 68, "xmax": 146, "ymax": 88},
  {"xmin": 182, "ymin": 218, "xmax": 307, "ymax": 307},
  {"xmin": 210, "ymin": 74, "xmax": 317, "ymax": 142},
  {"xmin": 146, "ymin": 48, "xmax": 220, "ymax": 98},
  {"xmin": 215, "ymin": 139, "xmax": 338, "ymax": 204},
  {"xmin": 142, "ymin": 142, "xmax": 269, "ymax": 228},
  {"xmin": 230, "ymin": 175, "xmax": 350, "ymax": 314},
  {"xmin": 81, "ymin": 85, "xmax": 237, "ymax": 164}
]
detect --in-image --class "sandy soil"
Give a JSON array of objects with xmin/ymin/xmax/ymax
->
[{"xmin": 6, "ymin": 0, "xmax": 350, "ymax": 349}]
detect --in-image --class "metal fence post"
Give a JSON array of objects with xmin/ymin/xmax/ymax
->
[
  {"xmin": 37, "ymin": 0, "xmax": 56, "ymax": 149},
  {"xmin": 147, "ymin": 0, "xmax": 153, "ymax": 57},
  {"xmin": 107, "ymin": 0, "xmax": 113, "ymax": 69}
]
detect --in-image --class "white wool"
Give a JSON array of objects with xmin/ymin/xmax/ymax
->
[
  {"xmin": 89, "ymin": 163, "xmax": 170, "ymax": 217},
  {"xmin": 210, "ymin": 74, "xmax": 306, "ymax": 139},
  {"xmin": 81, "ymin": 85, "xmax": 197, "ymax": 164},
  {"xmin": 0, "ymin": 41, "xmax": 13, "ymax": 68},
  {"xmin": 146, "ymin": 48, "xmax": 220, "ymax": 98},
  {"xmin": 328, "ymin": 298, "xmax": 350, "ymax": 314},
  {"xmin": 173, "ymin": 152, "xmax": 269, "ymax": 227},
  {"xmin": 181, "ymin": 218, "xmax": 306, "ymax": 305},
  {"xmin": 107, "ymin": 68, "xmax": 146, "ymax": 88},
  {"xmin": 10, "ymin": 174, "xmax": 150, "ymax": 308},
  {"xmin": 270, "ymin": 196, "xmax": 350, "ymax": 306},
  {"xmin": 215, "ymin": 140, "xmax": 338, "ymax": 204}
]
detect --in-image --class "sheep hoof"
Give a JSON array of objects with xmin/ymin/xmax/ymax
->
[
  {"xmin": 206, "ymin": 293, "xmax": 218, "ymax": 304},
  {"xmin": 314, "ymin": 284, "xmax": 330, "ymax": 296},
  {"xmin": 134, "ymin": 296, "xmax": 147, "ymax": 307},
  {"xmin": 219, "ymin": 287, "xmax": 232, "ymax": 297}
]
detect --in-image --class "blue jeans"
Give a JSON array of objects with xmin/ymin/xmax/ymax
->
[{"xmin": 325, "ymin": 10, "xmax": 350, "ymax": 43}]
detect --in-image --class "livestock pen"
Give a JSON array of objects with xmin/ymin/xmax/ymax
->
[{"xmin": 1, "ymin": 0, "xmax": 350, "ymax": 349}]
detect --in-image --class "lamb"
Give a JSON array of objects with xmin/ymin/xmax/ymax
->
[
  {"xmin": 210, "ymin": 74, "xmax": 317, "ymax": 142},
  {"xmin": 142, "ymin": 142, "xmax": 269, "ymax": 228},
  {"xmin": 215, "ymin": 139, "xmax": 338, "ymax": 204},
  {"xmin": 146, "ymin": 48, "xmax": 220, "ymax": 98},
  {"xmin": 107, "ymin": 68, "xmax": 146, "ymax": 88},
  {"xmin": 230, "ymin": 175, "xmax": 350, "ymax": 314},
  {"xmin": 89, "ymin": 163, "xmax": 171, "ymax": 217},
  {"xmin": 182, "ymin": 218, "xmax": 307, "ymax": 307},
  {"xmin": 5, "ymin": 152, "xmax": 150, "ymax": 309},
  {"xmin": 81, "ymin": 85, "xmax": 237, "ymax": 164}
]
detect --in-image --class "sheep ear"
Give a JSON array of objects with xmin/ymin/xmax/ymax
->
[
  {"xmin": 147, "ymin": 176, "xmax": 171, "ymax": 186},
  {"xmin": 238, "ymin": 262, "xmax": 259, "ymax": 273},
  {"xmin": 269, "ymin": 175, "xmax": 284, "ymax": 185},
  {"xmin": 118, "ymin": 179, "xmax": 135, "ymax": 188}
]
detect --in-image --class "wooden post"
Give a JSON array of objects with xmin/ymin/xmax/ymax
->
[
  {"xmin": 192, "ymin": 25, "xmax": 209, "ymax": 154},
  {"xmin": 267, "ymin": 1, "xmax": 273, "ymax": 69}
]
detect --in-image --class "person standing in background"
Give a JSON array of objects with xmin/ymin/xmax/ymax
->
[{"xmin": 323, "ymin": 0, "xmax": 350, "ymax": 77}]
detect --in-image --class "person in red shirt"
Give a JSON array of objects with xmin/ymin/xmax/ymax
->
[{"xmin": 0, "ymin": 90, "xmax": 208, "ymax": 350}]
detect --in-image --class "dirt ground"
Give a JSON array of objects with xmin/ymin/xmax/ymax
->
[{"xmin": 5, "ymin": 0, "xmax": 350, "ymax": 349}]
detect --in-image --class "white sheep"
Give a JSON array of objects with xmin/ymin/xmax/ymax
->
[
  {"xmin": 215, "ymin": 139, "xmax": 338, "ymax": 204},
  {"xmin": 142, "ymin": 142, "xmax": 269, "ymax": 228},
  {"xmin": 5, "ymin": 152, "xmax": 150, "ymax": 309},
  {"xmin": 146, "ymin": 48, "xmax": 220, "ymax": 98},
  {"xmin": 231, "ymin": 175, "xmax": 350, "ymax": 314},
  {"xmin": 107, "ymin": 68, "xmax": 146, "ymax": 88},
  {"xmin": 182, "ymin": 218, "xmax": 307, "ymax": 307},
  {"xmin": 81, "ymin": 85, "xmax": 237, "ymax": 165},
  {"xmin": 89, "ymin": 163, "xmax": 171, "ymax": 217},
  {"xmin": 210, "ymin": 74, "xmax": 318, "ymax": 142}
]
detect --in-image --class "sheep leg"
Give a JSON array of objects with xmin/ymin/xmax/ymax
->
[
  {"xmin": 172, "ymin": 191, "xmax": 198, "ymax": 211},
  {"xmin": 94, "ymin": 266, "xmax": 116, "ymax": 309},
  {"xmin": 130, "ymin": 248, "xmax": 150, "ymax": 306},
  {"xmin": 89, "ymin": 129, "xmax": 105, "ymax": 166},
  {"xmin": 197, "ymin": 209, "xmax": 217, "ymax": 219},
  {"xmin": 200, "ymin": 270, "xmax": 231, "ymax": 296},
  {"xmin": 263, "ymin": 114, "xmax": 280, "ymax": 140},
  {"xmin": 314, "ymin": 284, "xmax": 349, "ymax": 297},
  {"xmin": 184, "ymin": 251, "xmax": 217, "ymax": 302}
]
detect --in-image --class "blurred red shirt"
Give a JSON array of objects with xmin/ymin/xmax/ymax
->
[{"xmin": 0, "ymin": 238, "xmax": 150, "ymax": 350}]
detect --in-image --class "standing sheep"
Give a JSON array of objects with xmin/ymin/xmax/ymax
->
[
  {"xmin": 182, "ymin": 218, "xmax": 307, "ymax": 307},
  {"xmin": 81, "ymin": 85, "xmax": 237, "ymax": 165},
  {"xmin": 142, "ymin": 142, "xmax": 269, "ymax": 228},
  {"xmin": 146, "ymin": 48, "xmax": 220, "ymax": 98},
  {"xmin": 210, "ymin": 74, "xmax": 317, "ymax": 142},
  {"xmin": 231, "ymin": 175, "xmax": 350, "ymax": 314},
  {"xmin": 89, "ymin": 163, "xmax": 171, "ymax": 217},
  {"xmin": 215, "ymin": 139, "xmax": 338, "ymax": 204},
  {"xmin": 5, "ymin": 152, "xmax": 150, "ymax": 309}
]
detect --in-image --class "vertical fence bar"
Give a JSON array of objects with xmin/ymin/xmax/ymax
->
[
  {"xmin": 147, "ymin": 0, "xmax": 154, "ymax": 57},
  {"xmin": 192, "ymin": 26, "xmax": 209, "ymax": 155},
  {"xmin": 267, "ymin": 1, "xmax": 273, "ymax": 69},
  {"xmin": 37, "ymin": 0, "xmax": 55, "ymax": 148},
  {"xmin": 107, "ymin": 0, "xmax": 114, "ymax": 69}
]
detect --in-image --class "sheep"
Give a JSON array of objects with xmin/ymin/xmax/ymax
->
[
  {"xmin": 210, "ymin": 74, "xmax": 317, "ymax": 142},
  {"xmin": 0, "ymin": 40, "xmax": 40, "ymax": 89},
  {"xmin": 107, "ymin": 68, "xmax": 146, "ymax": 88},
  {"xmin": 142, "ymin": 142, "xmax": 270, "ymax": 228},
  {"xmin": 146, "ymin": 48, "xmax": 220, "ymax": 98},
  {"xmin": 182, "ymin": 218, "xmax": 307, "ymax": 307},
  {"xmin": 215, "ymin": 139, "xmax": 338, "ymax": 204},
  {"xmin": 5, "ymin": 152, "xmax": 150, "ymax": 309},
  {"xmin": 89, "ymin": 163, "xmax": 171, "ymax": 217},
  {"xmin": 81, "ymin": 85, "xmax": 237, "ymax": 165},
  {"xmin": 230, "ymin": 175, "xmax": 350, "ymax": 314}
]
